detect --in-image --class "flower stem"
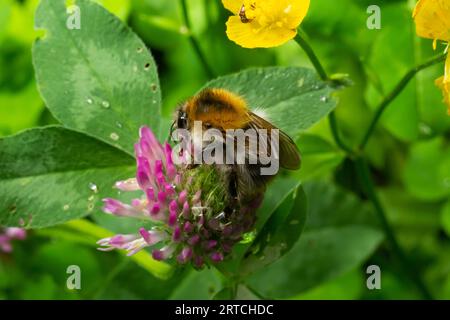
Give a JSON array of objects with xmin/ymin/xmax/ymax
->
[
  {"xmin": 329, "ymin": 111, "xmax": 355, "ymax": 156},
  {"xmin": 180, "ymin": 0, "xmax": 215, "ymax": 79},
  {"xmin": 294, "ymin": 32, "xmax": 328, "ymax": 81},
  {"xmin": 359, "ymin": 52, "xmax": 447, "ymax": 150},
  {"xmin": 355, "ymin": 157, "xmax": 433, "ymax": 299},
  {"xmin": 294, "ymin": 31, "xmax": 354, "ymax": 154}
]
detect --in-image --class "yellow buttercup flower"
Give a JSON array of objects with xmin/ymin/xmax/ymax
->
[
  {"xmin": 413, "ymin": 0, "xmax": 450, "ymax": 114},
  {"xmin": 222, "ymin": 0, "xmax": 310, "ymax": 48},
  {"xmin": 413, "ymin": 0, "xmax": 450, "ymax": 49},
  {"xmin": 435, "ymin": 54, "xmax": 450, "ymax": 114}
]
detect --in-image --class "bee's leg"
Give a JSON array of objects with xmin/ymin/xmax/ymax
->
[
  {"xmin": 218, "ymin": 165, "xmax": 239, "ymax": 216},
  {"xmin": 185, "ymin": 163, "xmax": 199, "ymax": 170},
  {"xmin": 236, "ymin": 164, "xmax": 270, "ymax": 206},
  {"xmin": 228, "ymin": 170, "xmax": 238, "ymax": 200}
]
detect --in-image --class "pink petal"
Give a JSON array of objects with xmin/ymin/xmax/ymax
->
[
  {"xmin": 172, "ymin": 226, "xmax": 182, "ymax": 242},
  {"xmin": 6, "ymin": 228, "xmax": 26, "ymax": 240},
  {"xmin": 210, "ymin": 252, "xmax": 224, "ymax": 263},
  {"xmin": 115, "ymin": 178, "xmax": 140, "ymax": 191},
  {"xmin": 188, "ymin": 235, "xmax": 200, "ymax": 246},
  {"xmin": 152, "ymin": 245, "xmax": 175, "ymax": 261},
  {"xmin": 178, "ymin": 190, "xmax": 188, "ymax": 204},
  {"xmin": 168, "ymin": 208, "xmax": 177, "ymax": 227},
  {"xmin": 182, "ymin": 201, "xmax": 190, "ymax": 219},
  {"xmin": 177, "ymin": 247, "xmax": 193, "ymax": 264}
]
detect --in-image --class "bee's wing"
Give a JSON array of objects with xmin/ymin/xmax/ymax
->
[{"xmin": 248, "ymin": 112, "xmax": 301, "ymax": 170}]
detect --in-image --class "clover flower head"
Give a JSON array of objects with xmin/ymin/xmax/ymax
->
[
  {"xmin": 97, "ymin": 127, "xmax": 262, "ymax": 267},
  {"xmin": 222, "ymin": 0, "xmax": 310, "ymax": 48},
  {"xmin": 0, "ymin": 227, "xmax": 27, "ymax": 253}
]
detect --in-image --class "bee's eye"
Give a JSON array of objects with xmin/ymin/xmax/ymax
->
[{"xmin": 177, "ymin": 111, "xmax": 188, "ymax": 129}]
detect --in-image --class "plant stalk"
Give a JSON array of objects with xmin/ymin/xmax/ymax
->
[
  {"xmin": 180, "ymin": 0, "xmax": 215, "ymax": 79},
  {"xmin": 355, "ymin": 157, "xmax": 433, "ymax": 299},
  {"xmin": 294, "ymin": 32, "xmax": 353, "ymax": 154},
  {"xmin": 294, "ymin": 32, "xmax": 328, "ymax": 81},
  {"xmin": 359, "ymin": 52, "xmax": 446, "ymax": 150}
]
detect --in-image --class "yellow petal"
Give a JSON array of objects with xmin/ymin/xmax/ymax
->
[
  {"xmin": 444, "ymin": 53, "xmax": 450, "ymax": 84},
  {"xmin": 222, "ymin": 0, "xmax": 242, "ymax": 14},
  {"xmin": 223, "ymin": 0, "xmax": 310, "ymax": 48},
  {"xmin": 252, "ymin": 0, "xmax": 310, "ymax": 29},
  {"xmin": 413, "ymin": 0, "xmax": 450, "ymax": 42},
  {"xmin": 226, "ymin": 16, "xmax": 297, "ymax": 48},
  {"xmin": 282, "ymin": 0, "xmax": 311, "ymax": 29},
  {"xmin": 435, "ymin": 75, "xmax": 450, "ymax": 115}
]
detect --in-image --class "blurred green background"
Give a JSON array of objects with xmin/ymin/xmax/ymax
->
[{"xmin": 1, "ymin": 0, "xmax": 450, "ymax": 299}]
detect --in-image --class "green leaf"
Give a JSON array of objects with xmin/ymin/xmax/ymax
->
[
  {"xmin": 240, "ymin": 185, "xmax": 307, "ymax": 275},
  {"xmin": 244, "ymin": 182, "xmax": 383, "ymax": 298},
  {"xmin": 246, "ymin": 226, "xmax": 382, "ymax": 299},
  {"xmin": 379, "ymin": 188, "xmax": 441, "ymax": 231},
  {"xmin": 403, "ymin": 138, "xmax": 450, "ymax": 201},
  {"xmin": 303, "ymin": 181, "xmax": 379, "ymax": 229},
  {"xmin": 212, "ymin": 287, "xmax": 234, "ymax": 300},
  {"xmin": 295, "ymin": 134, "xmax": 345, "ymax": 181},
  {"xmin": 215, "ymin": 176, "xmax": 300, "ymax": 276},
  {"xmin": 168, "ymin": 268, "xmax": 224, "ymax": 300},
  {"xmin": 32, "ymin": 0, "xmax": 161, "ymax": 155},
  {"xmin": 235, "ymin": 285, "xmax": 262, "ymax": 300},
  {"xmin": 290, "ymin": 269, "xmax": 364, "ymax": 300},
  {"xmin": 0, "ymin": 126, "xmax": 135, "ymax": 228},
  {"xmin": 203, "ymin": 67, "xmax": 338, "ymax": 139},
  {"xmin": 297, "ymin": 134, "xmax": 338, "ymax": 155}
]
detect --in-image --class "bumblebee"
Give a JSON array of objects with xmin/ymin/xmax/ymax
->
[{"xmin": 173, "ymin": 88, "xmax": 301, "ymax": 208}]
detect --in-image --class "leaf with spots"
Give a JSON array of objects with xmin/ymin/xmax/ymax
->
[
  {"xmin": 240, "ymin": 184, "xmax": 308, "ymax": 275},
  {"xmin": 0, "ymin": 126, "xmax": 135, "ymax": 228},
  {"xmin": 203, "ymin": 67, "xmax": 338, "ymax": 139},
  {"xmin": 32, "ymin": 0, "xmax": 161, "ymax": 156}
]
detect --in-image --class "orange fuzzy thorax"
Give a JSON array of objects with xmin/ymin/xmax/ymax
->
[{"xmin": 186, "ymin": 88, "xmax": 251, "ymax": 130}]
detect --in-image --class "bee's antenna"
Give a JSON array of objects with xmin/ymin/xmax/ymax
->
[{"xmin": 168, "ymin": 120, "xmax": 176, "ymax": 143}]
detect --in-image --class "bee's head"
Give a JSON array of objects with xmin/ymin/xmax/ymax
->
[
  {"xmin": 177, "ymin": 109, "xmax": 188, "ymax": 129},
  {"xmin": 169, "ymin": 104, "xmax": 189, "ymax": 142}
]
